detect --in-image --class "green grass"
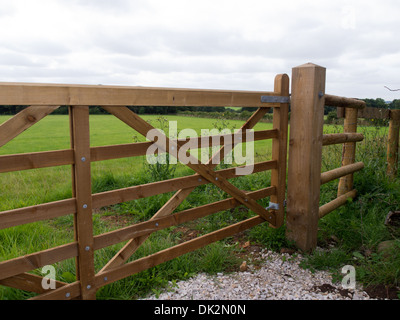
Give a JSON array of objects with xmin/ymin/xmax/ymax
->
[
  {"xmin": 306, "ymin": 123, "xmax": 400, "ymax": 294},
  {"xmin": 1, "ymin": 114, "xmax": 399, "ymax": 299},
  {"xmin": 0, "ymin": 114, "xmax": 273, "ymax": 210},
  {"xmin": 0, "ymin": 114, "xmax": 271, "ymax": 299}
]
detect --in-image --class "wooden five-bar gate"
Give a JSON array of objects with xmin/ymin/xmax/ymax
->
[{"xmin": 0, "ymin": 63, "xmax": 370, "ymax": 300}]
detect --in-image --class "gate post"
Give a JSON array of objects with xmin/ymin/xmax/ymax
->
[{"xmin": 286, "ymin": 63, "xmax": 326, "ymax": 252}]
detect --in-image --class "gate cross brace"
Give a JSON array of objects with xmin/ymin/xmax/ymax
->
[
  {"xmin": 102, "ymin": 106, "xmax": 275, "ymax": 223},
  {"xmin": 98, "ymin": 106, "xmax": 276, "ymax": 273}
]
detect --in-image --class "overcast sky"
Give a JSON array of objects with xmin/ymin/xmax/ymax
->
[{"xmin": 0, "ymin": 0, "xmax": 399, "ymax": 101}]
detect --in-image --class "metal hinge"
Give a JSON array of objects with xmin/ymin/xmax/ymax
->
[
  {"xmin": 266, "ymin": 200, "xmax": 287, "ymax": 211},
  {"xmin": 266, "ymin": 202, "xmax": 279, "ymax": 210},
  {"xmin": 261, "ymin": 96, "xmax": 290, "ymax": 104}
]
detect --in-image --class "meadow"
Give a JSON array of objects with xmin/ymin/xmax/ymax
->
[{"xmin": 0, "ymin": 114, "xmax": 399, "ymax": 299}]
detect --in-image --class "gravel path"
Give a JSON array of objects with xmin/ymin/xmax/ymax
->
[{"xmin": 143, "ymin": 249, "xmax": 372, "ymax": 300}]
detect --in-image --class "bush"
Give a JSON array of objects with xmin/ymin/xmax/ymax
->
[{"xmin": 326, "ymin": 111, "xmax": 338, "ymax": 124}]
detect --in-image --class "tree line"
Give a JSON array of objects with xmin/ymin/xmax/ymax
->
[
  {"xmin": 0, "ymin": 98, "xmax": 398, "ymax": 115},
  {"xmin": 0, "ymin": 105, "xmax": 226, "ymax": 115}
]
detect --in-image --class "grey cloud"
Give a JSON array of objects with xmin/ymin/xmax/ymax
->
[{"xmin": 1, "ymin": 1, "xmax": 398, "ymax": 101}]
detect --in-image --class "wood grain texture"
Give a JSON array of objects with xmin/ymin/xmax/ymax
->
[
  {"xmin": 0, "ymin": 82, "xmax": 278, "ymax": 107},
  {"xmin": 270, "ymin": 74, "xmax": 290, "ymax": 228},
  {"xmin": 286, "ymin": 63, "xmax": 326, "ymax": 252},
  {"xmin": 337, "ymin": 108, "xmax": 358, "ymax": 197},
  {"xmin": 69, "ymin": 106, "xmax": 95, "ymax": 300}
]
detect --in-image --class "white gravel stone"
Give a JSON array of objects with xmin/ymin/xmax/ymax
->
[{"xmin": 142, "ymin": 249, "xmax": 373, "ymax": 300}]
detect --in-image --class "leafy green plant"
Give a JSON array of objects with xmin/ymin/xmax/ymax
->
[{"xmin": 141, "ymin": 116, "xmax": 177, "ymax": 182}]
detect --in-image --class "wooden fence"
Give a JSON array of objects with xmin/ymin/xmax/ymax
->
[
  {"xmin": 0, "ymin": 63, "xmax": 372, "ymax": 299},
  {"xmin": 0, "ymin": 75, "xmax": 290, "ymax": 300},
  {"xmin": 337, "ymin": 105, "xmax": 400, "ymax": 179}
]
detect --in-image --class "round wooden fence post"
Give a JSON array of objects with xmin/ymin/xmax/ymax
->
[
  {"xmin": 337, "ymin": 108, "xmax": 359, "ymax": 197},
  {"xmin": 387, "ymin": 110, "xmax": 400, "ymax": 178}
]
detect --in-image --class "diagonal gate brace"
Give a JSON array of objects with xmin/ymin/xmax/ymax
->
[
  {"xmin": 99, "ymin": 107, "xmax": 273, "ymax": 272},
  {"xmin": 102, "ymin": 106, "xmax": 276, "ymax": 225}
]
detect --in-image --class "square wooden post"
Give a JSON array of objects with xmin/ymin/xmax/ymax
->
[{"xmin": 286, "ymin": 63, "xmax": 326, "ymax": 252}]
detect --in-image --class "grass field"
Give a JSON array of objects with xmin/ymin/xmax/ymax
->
[
  {"xmin": 0, "ymin": 114, "xmax": 273, "ymax": 211},
  {"xmin": 1, "ymin": 114, "xmax": 399, "ymax": 300}
]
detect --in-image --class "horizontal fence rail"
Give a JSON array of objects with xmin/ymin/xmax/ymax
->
[
  {"xmin": 0, "ymin": 82, "xmax": 282, "ymax": 108},
  {"xmin": 0, "ymin": 74, "xmax": 290, "ymax": 300},
  {"xmin": 325, "ymin": 94, "xmax": 367, "ymax": 109},
  {"xmin": 319, "ymin": 189, "xmax": 358, "ymax": 219},
  {"xmin": 0, "ymin": 129, "xmax": 277, "ymax": 173},
  {"xmin": 0, "ymin": 161, "xmax": 276, "ymax": 230},
  {"xmin": 322, "ymin": 133, "xmax": 364, "ymax": 146},
  {"xmin": 320, "ymin": 162, "xmax": 365, "ymax": 185}
]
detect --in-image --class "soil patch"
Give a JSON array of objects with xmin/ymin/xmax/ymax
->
[
  {"xmin": 171, "ymin": 226, "xmax": 202, "ymax": 243},
  {"xmin": 313, "ymin": 283, "xmax": 353, "ymax": 299},
  {"xmin": 364, "ymin": 284, "xmax": 400, "ymax": 300},
  {"xmin": 99, "ymin": 213, "xmax": 137, "ymax": 228}
]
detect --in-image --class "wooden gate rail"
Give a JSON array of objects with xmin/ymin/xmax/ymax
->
[
  {"xmin": 0, "ymin": 183, "xmax": 276, "ymax": 282},
  {"xmin": 0, "ymin": 160, "xmax": 275, "ymax": 231},
  {"xmin": 0, "ymin": 82, "xmax": 282, "ymax": 107},
  {"xmin": 286, "ymin": 63, "xmax": 366, "ymax": 252},
  {"xmin": 0, "ymin": 129, "xmax": 276, "ymax": 174},
  {"xmin": 0, "ymin": 74, "xmax": 290, "ymax": 299}
]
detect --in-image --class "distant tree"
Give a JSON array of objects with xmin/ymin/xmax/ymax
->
[
  {"xmin": 0, "ymin": 106, "xmax": 27, "ymax": 115},
  {"xmin": 389, "ymin": 99, "xmax": 400, "ymax": 109},
  {"xmin": 362, "ymin": 98, "xmax": 388, "ymax": 109},
  {"xmin": 198, "ymin": 106, "xmax": 225, "ymax": 112}
]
